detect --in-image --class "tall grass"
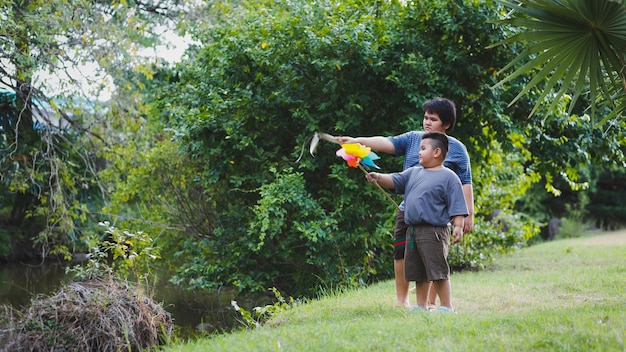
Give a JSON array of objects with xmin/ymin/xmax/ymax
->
[{"xmin": 161, "ymin": 230, "xmax": 626, "ymax": 351}]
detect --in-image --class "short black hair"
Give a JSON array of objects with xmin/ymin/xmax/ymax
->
[
  {"xmin": 423, "ymin": 97, "xmax": 457, "ymax": 133},
  {"xmin": 423, "ymin": 131, "xmax": 449, "ymax": 159}
]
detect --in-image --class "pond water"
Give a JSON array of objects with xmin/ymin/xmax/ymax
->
[{"xmin": 0, "ymin": 260, "xmax": 268, "ymax": 339}]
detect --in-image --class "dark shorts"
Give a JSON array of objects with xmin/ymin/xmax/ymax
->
[
  {"xmin": 393, "ymin": 210, "xmax": 408, "ymax": 260},
  {"xmin": 404, "ymin": 225, "xmax": 450, "ymax": 282}
]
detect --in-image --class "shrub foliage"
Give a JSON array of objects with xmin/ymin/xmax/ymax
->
[
  {"xmin": 106, "ymin": 0, "xmax": 533, "ymax": 297},
  {"xmin": 104, "ymin": 0, "xmax": 623, "ymax": 296}
]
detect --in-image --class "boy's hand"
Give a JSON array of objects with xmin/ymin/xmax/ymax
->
[
  {"xmin": 336, "ymin": 136, "xmax": 355, "ymax": 144},
  {"xmin": 452, "ymin": 227, "xmax": 463, "ymax": 244},
  {"xmin": 365, "ymin": 172, "xmax": 379, "ymax": 185}
]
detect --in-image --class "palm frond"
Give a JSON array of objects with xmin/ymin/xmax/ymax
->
[{"xmin": 491, "ymin": 0, "xmax": 626, "ymax": 125}]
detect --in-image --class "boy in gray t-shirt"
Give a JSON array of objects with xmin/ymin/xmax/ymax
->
[{"xmin": 366, "ymin": 132, "xmax": 468, "ymax": 312}]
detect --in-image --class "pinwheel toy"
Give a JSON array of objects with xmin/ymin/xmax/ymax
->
[
  {"xmin": 336, "ymin": 143, "xmax": 381, "ymax": 169},
  {"xmin": 298, "ymin": 132, "xmax": 399, "ymax": 209},
  {"xmin": 335, "ymin": 142, "xmax": 399, "ymax": 210}
]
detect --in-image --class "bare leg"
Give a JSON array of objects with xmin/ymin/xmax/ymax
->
[
  {"xmin": 432, "ymin": 279, "xmax": 453, "ymax": 309},
  {"xmin": 427, "ymin": 282, "xmax": 438, "ymax": 307},
  {"xmin": 395, "ymin": 259, "xmax": 410, "ymax": 307},
  {"xmin": 414, "ymin": 281, "xmax": 430, "ymax": 309}
]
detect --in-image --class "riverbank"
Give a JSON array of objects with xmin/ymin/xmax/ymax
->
[{"xmin": 161, "ymin": 229, "xmax": 626, "ymax": 351}]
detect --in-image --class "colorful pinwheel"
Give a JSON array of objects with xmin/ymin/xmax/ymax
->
[
  {"xmin": 299, "ymin": 132, "xmax": 399, "ymax": 210},
  {"xmin": 335, "ymin": 142, "xmax": 399, "ymax": 210},
  {"xmin": 335, "ymin": 143, "xmax": 381, "ymax": 169}
]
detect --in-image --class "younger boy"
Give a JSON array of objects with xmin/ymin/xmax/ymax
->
[{"xmin": 365, "ymin": 132, "xmax": 468, "ymax": 312}]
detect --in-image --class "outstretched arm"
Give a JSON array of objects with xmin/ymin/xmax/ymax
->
[
  {"xmin": 365, "ymin": 172, "xmax": 395, "ymax": 189},
  {"xmin": 336, "ymin": 136, "xmax": 396, "ymax": 155}
]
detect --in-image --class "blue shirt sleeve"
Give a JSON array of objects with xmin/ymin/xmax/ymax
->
[
  {"xmin": 388, "ymin": 131, "xmax": 472, "ymax": 185},
  {"xmin": 388, "ymin": 131, "xmax": 423, "ymax": 170},
  {"xmin": 445, "ymin": 136, "xmax": 472, "ymax": 185}
]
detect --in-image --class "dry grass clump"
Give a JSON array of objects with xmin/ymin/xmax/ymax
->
[{"xmin": 0, "ymin": 279, "xmax": 173, "ymax": 351}]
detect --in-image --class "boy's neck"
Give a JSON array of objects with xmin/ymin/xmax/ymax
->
[
  {"xmin": 424, "ymin": 165, "xmax": 444, "ymax": 170},
  {"xmin": 423, "ymin": 160, "xmax": 445, "ymax": 170}
]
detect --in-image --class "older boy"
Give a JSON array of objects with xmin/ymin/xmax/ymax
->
[{"xmin": 365, "ymin": 132, "xmax": 468, "ymax": 312}]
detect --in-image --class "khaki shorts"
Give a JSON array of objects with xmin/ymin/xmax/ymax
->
[{"xmin": 404, "ymin": 225, "xmax": 450, "ymax": 282}]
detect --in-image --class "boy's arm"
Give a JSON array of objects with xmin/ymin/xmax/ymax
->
[
  {"xmin": 451, "ymin": 215, "xmax": 465, "ymax": 244},
  {"xmin": 365, "ymin": 172, "xmax": 395, "ymax": 189},
  {"xmin": 462, "ymin": 183, "xmax": 474, "ymax": 233}
]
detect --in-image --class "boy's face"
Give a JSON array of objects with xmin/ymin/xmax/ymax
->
[
  {"xmin": 418, "ymin": 139, "xmax": 439, "ymax": 167},
  {"xmin": 422, "ymin": 111, "xmax": 450, "ymax": 133}
]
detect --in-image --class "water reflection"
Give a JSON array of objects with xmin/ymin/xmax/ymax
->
[
  {"xmin": 0, "ymin": 261, "xmax": 268, "ymax": 339},
  {"xmin": 0, "ymin": 261, "xmax": 70, "ymax": 308}
]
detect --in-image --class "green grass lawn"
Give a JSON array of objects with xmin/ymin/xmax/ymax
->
[{"xmin": 161, "ymin": 230, "xmax": 626, "ymax": 352}]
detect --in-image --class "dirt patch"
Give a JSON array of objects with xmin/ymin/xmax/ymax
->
[{"xmin": 580, "ymin": 229, "xmax": 626, "ymax": 246}]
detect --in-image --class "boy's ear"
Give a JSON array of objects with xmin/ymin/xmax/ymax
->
[{"xmin": 434, "ymin": 147, "xmax": 442, "ymax": 158}]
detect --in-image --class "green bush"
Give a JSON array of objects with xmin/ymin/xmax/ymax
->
[
  {"xmin": 140, "ymin": 0, "xmax": 541, "ymax": 296},
  {"xmin": 556, "ymin": 218, "xmax": 584, "ymax": 239},
  {"xmin": 107, "ymin": 0, "xmax": 616, "ymax": 297},
  {"xmin": 450, "ymin": 211, "xmax": 539, "ymax": 270}
]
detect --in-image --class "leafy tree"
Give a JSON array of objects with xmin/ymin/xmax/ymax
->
[
  {"xmin": 0, "ymin": 0, "xmax": 190, "ymax": 259},
  {"xmin": 104, "ymin": 0, "xmax": 624, "ymax": 297},
  {"xmin": 110, "ymin": 0, "xmax": 544, "ymax": 296},
  {"xmin": 588, "ymin": 166, "xmax": 626, "ymax": 230},
  {"xmin": 490, "ymin": 0, "xmax": 626, "ymax": 227}
]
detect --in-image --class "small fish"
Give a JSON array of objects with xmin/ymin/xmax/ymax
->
[
  {"xmin": 318, "ymin": 132, "xmax": 340, "ymax": 144},
  {"xmin": 309, "ymin": 132, "xmax": 321, "ymax": 156},
  {"xmin": 296, "ymin": 132, "xmax": 340, "ymax": 163}
]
